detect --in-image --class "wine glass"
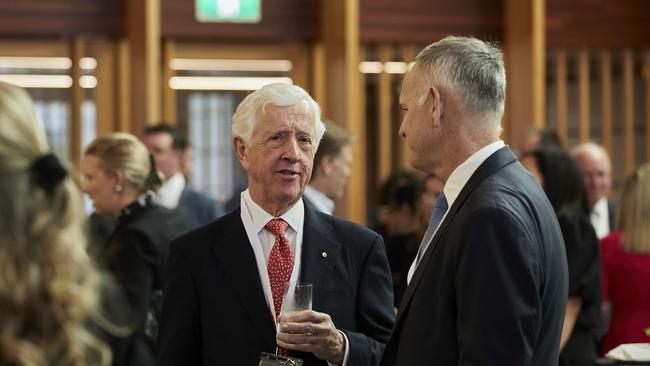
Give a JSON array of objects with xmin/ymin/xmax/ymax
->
[{"xmin": 276, "ymin": 282, "xmax": 312, "ymax": 356}]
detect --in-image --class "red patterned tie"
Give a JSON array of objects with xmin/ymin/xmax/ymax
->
[{"xmin": 265, "ymin": 218, "xmax": 295, "ymax": 320}]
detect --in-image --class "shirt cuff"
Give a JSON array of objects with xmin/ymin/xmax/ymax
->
[{"xmin": 327, "ymin": 330, "xmax": 349, "ymax": 366}]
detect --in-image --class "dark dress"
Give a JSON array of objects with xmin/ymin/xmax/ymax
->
[
  {"xmin": 557, "ymin": 204, "xmax": 603, "ymax": 366},
  {"xmin": 100, "ymin": 194, "xmax": 195, "ymax": 366}
]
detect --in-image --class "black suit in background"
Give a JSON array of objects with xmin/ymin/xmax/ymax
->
[
  {"xmin": 158, "ymin": 200, "xmax": 395, "ymax": 366},
  {"xmin": 178, "ymin": 187, "xmax": 224, "ymax": 226},
  {"xmin": 100, "ymin": 197, "xmax": 195, "ymax": 366},
  {"xmin": 380, "ymin": 147, "xmax": 569, "ymax": 366}
]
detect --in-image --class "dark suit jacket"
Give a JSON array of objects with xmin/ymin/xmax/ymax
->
[
  {"xmin": 178, "ymin": 187, "xmax": 224, "ymax": 226},
  {"xmin": 158, "ymin": 200, "xmax": 395, "ymax": 366},
  {"xmin": 380, "ymin": 147, "xmax": 569, "ymax": 366}
]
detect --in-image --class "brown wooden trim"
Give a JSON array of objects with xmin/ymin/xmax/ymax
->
[
  {"xmin": 69, "ymin": 37, "xmax": 84, "ymax": 168},
  {"xmin": 600, "ymin": 50, "xmax": 613, "ymax": 157},
  {"xmin": 95, "ymin": 39, "xmax": 116, "ymax": 137},
  {"xmin": 503, "ymin": 0, "xmax": 545, "ymax": 146},
  {"xmin": 311, "ymin": 42, "xmax": 326, "ymax": 109},
  {"xmin": 646, "ymin": 49, "xmax": 650, "ymax": 163},
  {"xmin": 162, "ymin": 40, "xmax": 177, "ymax": 125},
  {"xmin": 623, "ymin": 49, "xmax": 635, "ymax": 174},
  {"xmin": 555, "ymin": 49, "xmax": 568, "ymax": 144},
  {"xmin": 116, "ymin": 39, "xmax": 130, "ymax": 132},
  {"xmin": 377, "ymin": 45, "xmax": 392, "ymax": 183},
  {"xmin": 578, "ymin": 48, "xmax": 590, "ymax": 143}
]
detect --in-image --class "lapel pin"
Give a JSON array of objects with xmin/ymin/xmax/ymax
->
[{"xmin": 321, "ymin": 251, "xmax": 328, "ymax": 258}]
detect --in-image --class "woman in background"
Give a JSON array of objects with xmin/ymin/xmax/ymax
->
[
  {"xmin": 600, "ymin": 164, "xmax": 650, "ymax": 353},
  {"xmin": 520, "ymin": 146, "xmax": 602, "ymax": 366},
  {"xmin": 0, "ymin": 81, "xmax": 110, "ymax": 365},
  {"xmin": 82, "ymin": 133, "xmax": 194, "ymax": 365}
]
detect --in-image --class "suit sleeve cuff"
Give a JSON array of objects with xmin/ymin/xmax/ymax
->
[{"xmin": 327, "ymin": 330, "xmax": 349, "ymax": 366}]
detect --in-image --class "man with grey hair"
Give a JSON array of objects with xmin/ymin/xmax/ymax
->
[
  {"xmin": 571, "ymin": 142, "xmax": 615, "ymax": 239},
  {"xmin": 380, "ymin": 36, "xmax": 568, "ymax": 366},
  {"xmin": 158, "ymin": 83, "xmax": 394, "ymax": 366}
]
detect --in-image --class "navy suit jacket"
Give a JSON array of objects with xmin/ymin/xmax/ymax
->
[
  {"xmin": 178, "ymin": 187, "xmax": 224, "ymax": 226},
  {"xmin": 380, "ymin": 147, "xmax": 569, "ymax": 366},
  {"xmin": 158, "ymin": 200, "xmax": 395, "ymax": 366}
]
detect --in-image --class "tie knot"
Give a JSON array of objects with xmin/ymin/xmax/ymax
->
[{"xmin": 265, "ymin": 218, "xmax": 289, "ymax": 236}]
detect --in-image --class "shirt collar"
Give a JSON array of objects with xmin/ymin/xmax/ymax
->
[
  {"xmin": 242, "ymin": 189, "xmax": 303, "ymax": 235},
  {"xmin": 157, "ymin": 172, "xmax": 186, "ymax": 208},
  {"xmin": 591, "ymin": 197, "xmax": 608, "ymax": 217},
  {"xmin": 303, "ymin": 185, "xmax": 335, "ymax": 214},
  {"xmin": 444, "ymin": 140, "xmax": 505, "ymax": 207}
]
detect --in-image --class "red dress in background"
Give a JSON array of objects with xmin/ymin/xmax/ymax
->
[{"xmin": 600, "ymin": 230, "xmax": 650, "ymax": 353}]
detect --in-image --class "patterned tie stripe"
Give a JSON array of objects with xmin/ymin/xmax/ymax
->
[
  {"xmin": 265, "ymin": 218, "xmax": 295, "ymax": 320},
  {"xmin": 416, "ymin": 193, "xmax": 448, "ymax": 264}
]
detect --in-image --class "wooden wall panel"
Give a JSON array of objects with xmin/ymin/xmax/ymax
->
[
  {"xmin": 0, "ymin": 0, "xmax": 122, "ymax": 37},
  {"xmin": 162, "ymin": 0, "xmax": 319, "ymax": 42},
  {"xmin": 547, "ymin": 0, "xmax": 650, "ymax": 47},
  {"xmin": 360, "ymin": 0, "xmax": 502, "ymax": 43}
]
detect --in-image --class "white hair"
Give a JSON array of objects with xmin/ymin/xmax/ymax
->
[
  {"xmin": 570, "ymin": 142, "xmax": 611, "ymax": 169},
  {"xmin": 232, "ymin": 83, "xmax": 326, "ymax": 145},
  {"xmin": 412, "ymin": 36, "xmax": 506, "ymax": 134}
]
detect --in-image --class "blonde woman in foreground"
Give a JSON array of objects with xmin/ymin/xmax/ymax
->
[{"xmin": 0, "ymin": 81, "xmax": 110, "ymax": 365}]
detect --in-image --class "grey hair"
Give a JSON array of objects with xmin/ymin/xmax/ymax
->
[
  {"xmin": 412, "ymin": 36, "xmax": 506, "ymax": 134},
  {"xmin": 232, "ymin": 83, "xmax": 326, "ymax": 145}
]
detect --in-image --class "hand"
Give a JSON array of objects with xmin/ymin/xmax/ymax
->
[{"xmin": 276, "ymin": 310, "xmax": 345, "ymax": 364}]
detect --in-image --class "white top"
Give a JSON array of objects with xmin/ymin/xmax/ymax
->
[
  {"xmin": 408, "ymin": 140, "xmax": 506, "ymax": 283},
  {"xmin": 590, "ymin": 197, "xmax": 611, "ymax": 239},
  {"xmin": 239, "ymin": 190, "xmax": 348, "ymax": 365},
  {"xmin": 303, "ymin": 185, "xmax": 335, "ymax": 214},
  {"xmin": 156, "ymin": 172, "xmax": 185, "ymax": 209}
]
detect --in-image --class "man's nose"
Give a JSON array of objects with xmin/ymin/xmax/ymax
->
[{"xmin": 281, "ymin": 138, "xmax": 301, "ymax": 162}]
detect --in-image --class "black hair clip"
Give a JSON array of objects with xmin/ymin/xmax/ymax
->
[{"xmin": 30, "ymin": 153, "xmax": 68, "ymax": 192}]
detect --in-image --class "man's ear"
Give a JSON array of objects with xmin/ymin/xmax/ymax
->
[
  {"xmin": 428, "ymin": 86, "xmax": 444, "ymax": 127},
  {"xmin": 233, "ymin": 136, "xmax": 249, "ymax": 171}
]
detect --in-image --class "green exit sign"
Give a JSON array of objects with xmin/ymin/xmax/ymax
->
[{"xmin": 196, "ymin": 0, "xmax": 261, "ymax": 23}]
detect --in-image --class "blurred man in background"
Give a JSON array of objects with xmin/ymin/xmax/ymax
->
[
  {"xmin": 143, "ymin": 123, "xmax": 224, "ymax": 226},
  {"xmin": 303, "ymin": 121, "xmax": 353, "ymax": 215},
  {"xmin": 571, "ymin": 142, "xmax": 615, "ymax": 239}
]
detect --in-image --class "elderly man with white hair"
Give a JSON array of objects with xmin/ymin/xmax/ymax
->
[
  {"xmin": 158, "ymin": 83, "xmax": 394, "ymax": 366},
  {"xmin": 571, "ymin": 142, "xmax": 615, "ymax": 239}
]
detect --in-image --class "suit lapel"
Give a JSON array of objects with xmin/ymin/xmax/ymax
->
[
  {"xmin": 393, "ymin": 147, "xmax": 518, "ymax": 326},
  {"xmin": 209, "ymin": 209, "xmax": 276, "ymax": 343},
  {"xmin": 299, "ymin": 200, "xmax": 340, "ymax": 308}
]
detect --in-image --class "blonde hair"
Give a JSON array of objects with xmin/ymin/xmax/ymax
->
[
  {"xmin": 84, "ymin": 133, "xmax": 162, "ymax": 194},
  {"xmin": 0, "ymin": 81, "xmax": 110, "ymax": 364},
  {"xmin": 618, "ymin": 164, "xmax": 650, "ymax": 254}
]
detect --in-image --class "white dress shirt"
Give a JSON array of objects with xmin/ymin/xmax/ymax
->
[
  {"xmin": 303, "ymin": 185, "xmax": 335, "ymax": 214},
  {"xmin": 240, "ymin": 190, "xmax": 348, "ymax": 365},
  {"xmin": 155, "ymin": 172, "xmax": 185, "ymax": 209},
  {"xmin": 590, "ymin": 197, "xmax": 611, "ymax": 239},
  {"xmin": 407, "ymin": 140, "xmax": 506, "ymax": 283}
]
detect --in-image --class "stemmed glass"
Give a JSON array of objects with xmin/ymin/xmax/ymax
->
[{"xmin": 276, "ymin": 282, "xmax": 312, "ymax": 356}]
